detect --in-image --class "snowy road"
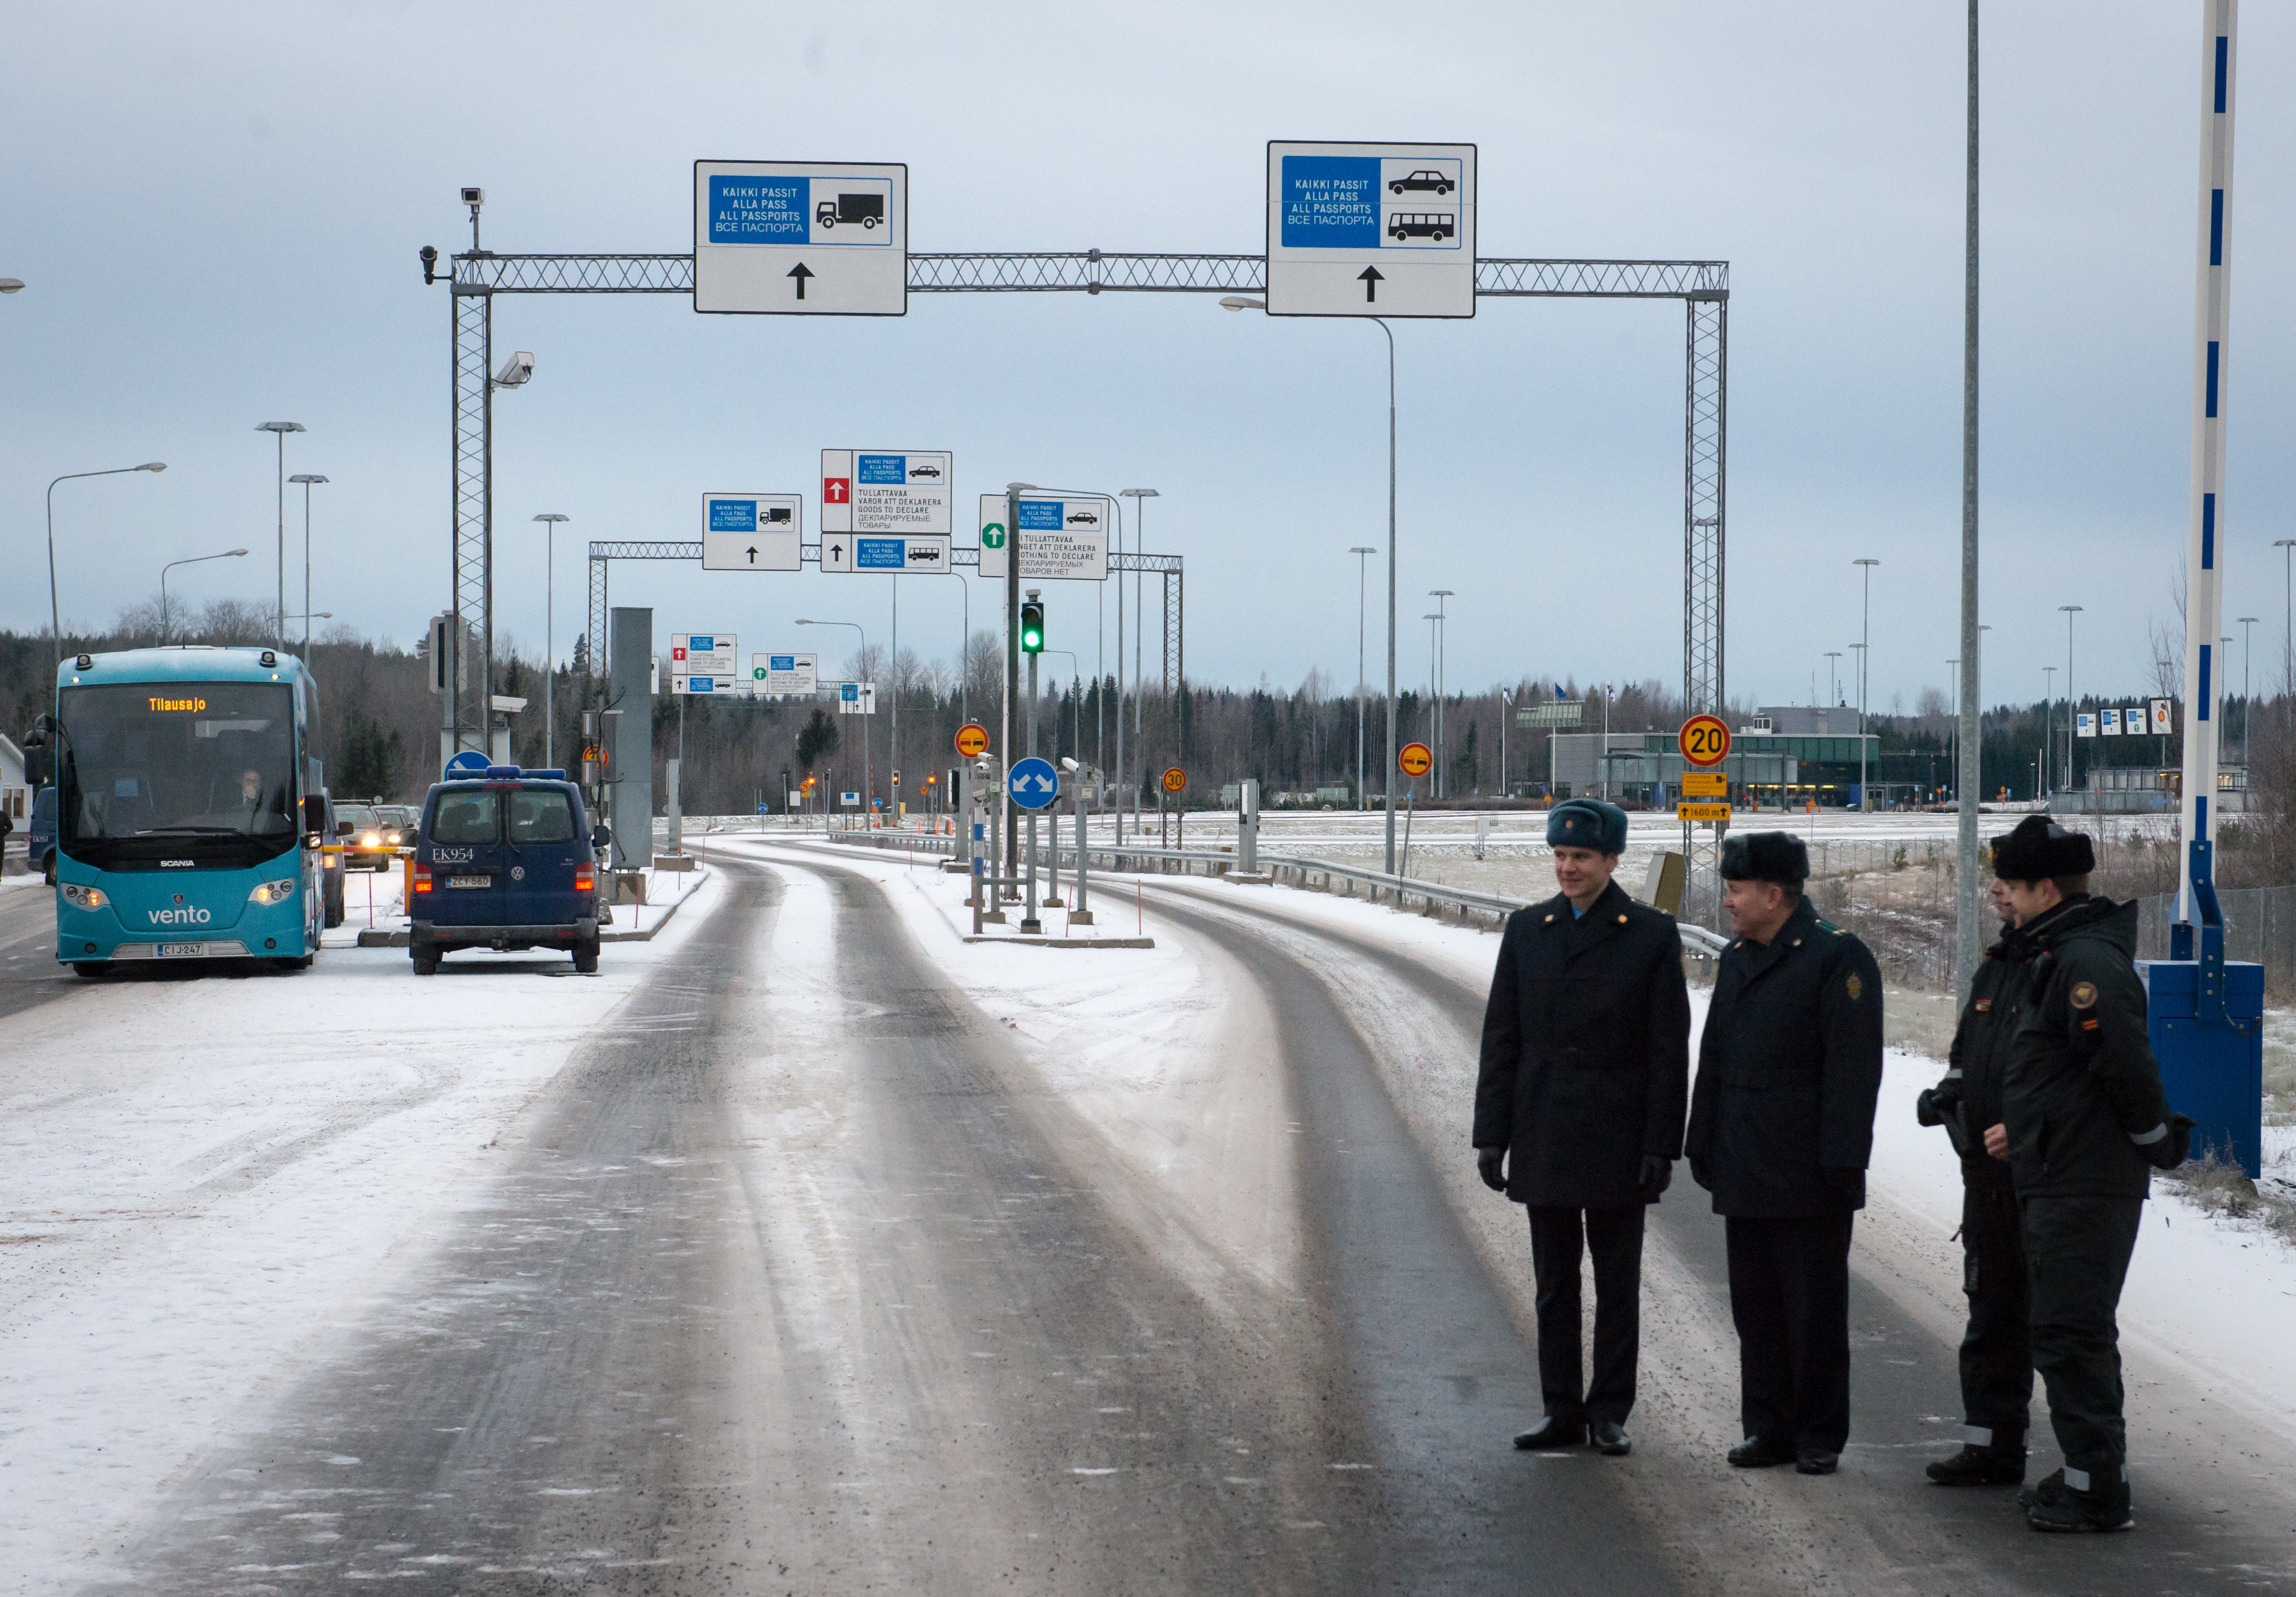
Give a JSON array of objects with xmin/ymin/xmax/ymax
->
[
  {"xmin": 0, "ymin": 880, "xmax": 72, "ymax": 1021},
  {"xmin": 10, "ymin": 841, "xmax": 2295, "ymax": 1591}
]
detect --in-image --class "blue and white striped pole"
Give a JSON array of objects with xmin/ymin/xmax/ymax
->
[{"xmin": 2175, "ymin": 0, "xmax": 2236, "ymax": 975}]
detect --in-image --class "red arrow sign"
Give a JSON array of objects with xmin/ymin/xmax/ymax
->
[{"xmin": 823, "ymin": 477, "xmax": 850, "ymax": 504}]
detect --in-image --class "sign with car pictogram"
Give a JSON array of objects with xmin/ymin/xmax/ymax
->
[
  {"xmin": 1266, "ymin": 141, "xmax": 1477, "ymax": 318},
  {"xmin": 820, "ymin": 449, "xmax": 951, "ymax": 537},
  {"xmin": 693, "ymin": 161, "xmax": 907, "ymax": 316},
  {"xmin": 1398, "ymin": 742, "xmax": 1433, "ymax": 778},
  {"xmin": 752, "ymin": 652, "xmax": 816, "ymax": 696},
  {"xmin": 955, "ymin": 723, "xmax": 990, "ymax": 758},
  {"xmin": 671, "ymin": 633, "xmax": 739, "ymax": 694},
  {"xmin": 977, "ymin": 492, "xmax": 1112, "ymax": 580}
]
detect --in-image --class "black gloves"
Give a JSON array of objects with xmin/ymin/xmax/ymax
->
[
  {"xmin": 2136, "ymin": 1113, "xmax": 2197, "ymax": 1170},
  {"xmin": 1476, "ymin": 1144, "xmax": 1507, "ymax": 1192},
  {"xmin": 1915, "ymin": 1081, "xmax": 1962, "ymax": 1128},
  {"xmin": 1822, "ymin": 1167, "xmax": 1867, "ymax": 1208},
  {"xmin": 1637, "ymin": 1155, "xmax": 1673, "ymax": 1203},
  {"xmin": 1689, "ymin": 1155, "xmax": 1713, "ymax": 1191}
]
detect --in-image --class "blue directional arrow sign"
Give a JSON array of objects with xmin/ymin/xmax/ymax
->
[{"xmin": 1008, "ymin": 756, "xmax": 1060, "ymax": 811}]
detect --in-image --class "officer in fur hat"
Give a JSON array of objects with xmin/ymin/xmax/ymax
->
[
  {"xmin": 1686, "ymin": 830, "xmax": 1883, "ymax": 1476},
  {"xmin": 1980, "ymin": 815, "xmax": 2191, "ymax": 1533},
  {"xmin": 1475, "ymin": 797, "xmax": 1690, "ymax": 1457}
]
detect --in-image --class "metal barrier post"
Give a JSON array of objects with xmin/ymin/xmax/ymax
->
[{"xmin": 1022, "ymin": 812, "xmax": 1042, "ymax": 934}]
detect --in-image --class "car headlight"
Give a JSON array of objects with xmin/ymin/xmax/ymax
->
[
  {"xmin": 248, "ymin": 876, "xmax": 300, "ymax": 905},
  {"xmin": 361, "ymin": 833, "xmax": 382, "ymax": 848},
  {"xmin": 60, "ymin": 883, "xmax": 107, "ymax": 910}
]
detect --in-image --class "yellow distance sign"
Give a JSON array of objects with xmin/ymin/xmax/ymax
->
[
  {"xmin": 1398, "ymin": 742, "xmax": 1433, "ymax": 778},
  {"xmin": 954, "ymin": 722, "xmax": 990, "ymax": 758},
  {"xmin": 1676, "ymin": 802, "xmax": 1732, "ymax": 822},
  {"xmin": 1162, "ymin": 767, "xmax": 1187, "ymax": 793},
  {"xmin": 1680, "ymin": 770, "xmax": 1728, "ymax": 797}
]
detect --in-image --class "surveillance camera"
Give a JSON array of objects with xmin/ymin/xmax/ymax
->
[
  {"xmin": 461, "ymin": 186, "xmax": 484, "ymax": 207},
  {"xmin": 1060, "ymin": 757, "xmax": 1079, "ymax": 772},
  {"xmin": 492, "ymin": 351, "xmax": 535, "ymax": 388},
  {"xmin": 419, "ymin": 244, "xmax": 439, "ymax": 284}
]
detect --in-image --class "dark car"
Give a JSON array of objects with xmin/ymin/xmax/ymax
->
[
  {"xmin": 1390, "ymin": 169, "xmax": 1455, "ymax": 195},
  {"xmin": 332, "ymin": 802, "xmax": 398, "ymax": 871},
  {"xmin": 410, "ymin": 767, "xmax": 601, "ymax": 975},
  {"xmin": 317, "ymin": 796, "xmax": 346, "ymax": 929},
  {"xmin": 1066, "ymin": 510, "xmax": 1099, "ymax": 525},
  {"xmin": 27, "ymin": 787, "xmax": 56, "ymax": 885},
  {"xmin": 908, "ymin": 464, "xmax": 941, "ymax": 478}
]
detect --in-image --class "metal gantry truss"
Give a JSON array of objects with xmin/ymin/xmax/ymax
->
[
  {"xmin": 584, "ymin": 541, "xmax": 1184, "ymax": 709},
  {"xmin": 445, "ymin": 246, "xmax": 1727, "ymax": 754}
]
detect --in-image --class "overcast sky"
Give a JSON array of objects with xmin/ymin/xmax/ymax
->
[{"xmin": 4, "ymin": 1, "xmax": 2291, "ymax": 718}]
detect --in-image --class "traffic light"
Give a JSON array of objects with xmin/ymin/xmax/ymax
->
[{"xmin": 1020, "ymin": 598, "xmax": 1045, "ymax": 653}]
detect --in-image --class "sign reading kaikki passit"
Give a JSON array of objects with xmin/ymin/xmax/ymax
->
[
  {"xmin": 977, "ymin": 493, "xmax": 1112, "ymax": 581},
  {"xmin": 1265, "ymin": 141, "xmax": 1477, "ymax": 318},
  {"xmin": 694, "ymin": 161, "xmax": 908, "ymax": 316}
]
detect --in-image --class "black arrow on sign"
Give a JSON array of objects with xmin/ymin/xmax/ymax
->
[
  {"xmin": 746, "ymin": 545, "xmax": 758, "ymax": 565},
  {"xmin": 788, "ymin": 262, "xmax": 815, "ymax": 300},
  {"xmin": 829, "ymin": 540, "xmax": 845, "ymax": 564},
  {"xmin": 1359, "ymin": 265, "xmax": 1383, "ymax": 303}
]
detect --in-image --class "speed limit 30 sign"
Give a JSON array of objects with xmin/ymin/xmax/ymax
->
[{"xmin": 1678, "ymin": 714, "xmax": 1731, "ymax": 768}]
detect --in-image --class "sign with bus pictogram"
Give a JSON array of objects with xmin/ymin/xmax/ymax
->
[
  {"xmin": 1678, "ymin": 714, "xmax": 1731, "ymax": 768},
  {"xmin": 1398, "ymin": 742, "xmax": 1433, "ymax": 778}
]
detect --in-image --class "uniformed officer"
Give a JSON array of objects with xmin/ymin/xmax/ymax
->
[
  {"xmin": 1686, "ymin": 831, "xmax": 1882, "ymax": 1476},
  {"xmin": 1917, "ymin": 875, "xmax": 2034, "ymax": 1487},
  {"xmin": 1475, "ymin": 797, "xmax": 1690, "ymax": 1457},
  {"xmin": 1979, "ymin": 815, "xmax": 2191, "ymax": 1533}
]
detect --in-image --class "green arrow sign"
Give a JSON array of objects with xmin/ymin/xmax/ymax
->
[{"xmin": 981, "ymin": 521, "xmax": 1006, "ymax": 550}]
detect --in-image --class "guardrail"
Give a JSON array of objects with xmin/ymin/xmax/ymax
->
[{"xmin": 817, "ymin": 829, "xmax": 1732, "ymax": 958}]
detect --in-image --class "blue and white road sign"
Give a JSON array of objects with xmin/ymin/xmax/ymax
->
[
  {"xmin": 820, "ymin": 531, "xmax": 952, "ymax": 574},
  {"xmin": 445, "ymin": 750, "xmax": 491, "ymax": 774},
  {"xmin": 693, "ymin": 161, "xmax": 908, "ymax": 317},
  {"xmin": 1008, "ymin": 756, "xmax": 1061, "ymax": 811},
  {"xmin": 977, "ymin": 492, "xmax": 1112, "ymax": 580},
  {"xmin": 1265, "ymin": 141, "xmax": 1477, "ymax": 319},
  {"xmin": 702, "ymin": 493, "xmax": 802, "ymax": 571}
]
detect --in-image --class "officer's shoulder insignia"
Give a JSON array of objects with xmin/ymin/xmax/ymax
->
[
  {"xmin": 2070, "ymin": 980, "xmax": 2099, "ymax": 1010},
  {"xmin": 1617, "ymin": 913, "xmax": 1629, "ymax": 924},
  {"xmin": 1846, "ymin": 972, "xmax": 1864, "ymax": 1002},
  {"xmin": 1974, "ymin": 998, "xmax": 1991, "ymax": 1012},
  {"xmin": 1791, "ymin": 937, "xmax": 1803, "ymax": 947},
  {"xmin": 1815, "ymin": 917, "xmax": 1843, "ymax": 934},
  {"xmin": 1543, "ymin": 912, "xmax": 1556, "ymax": 924}
]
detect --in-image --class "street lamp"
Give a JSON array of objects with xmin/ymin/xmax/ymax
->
[
  {"xmin": 1350, "ymin": 546, "xmax": 1376, "ymax": 810},
  {"xmin": 159, "ymin": 549, "xmax": 249, "ymax": 643},
  {"xmin": 2275, "ymin": 540, "xmax": 2296, "ymax": 703},
  {"xmin": 1853, "ymin": 557, "xmax": 1880, "ymax": 810},
  {"xmin": 1119, "ymin": 487, "xmax": 1159, "ymax": 838},
  {"xmin": 2041, "ymin": 666, "xmax": 2055, "ymax": 800},
  {"xmin": 288, "ymin": 474, "xmax": 328, "ymax": 652},
  {"xmin": 2059, "ymin": 605, "xmax": 2084, "ymax": 792},
  {"xmin": 0, "ymin": 278, "xmax": 23, "ymax": 293},
  {"xmin": 797, "ymin": 618, "xmax": 871, "ymax": 817},
  {"xmin": 256, "ymin": 422, "xmax": 306, "ymax": 646},
  {"xmin": 1225, "ymin": 293, "xmax": 1401, "ymax": 873},
  {"xmin": 533, "ymin": 514, "xmax": 569, "ymax": 768},
  {"xmin": 1823, "ymin": 651, "xmax": 1842, "ymax": 707},
  {"xmin": 1430, "ymin": 589, "xmax": 1454, "ymax": 798},
  {"xmin": 2238, "ymin": 615, "xmax": 2259, "ymax": 763},
  {"xmin": 48, "ymin": 462, "xmax": 166, "ymax": 667}
]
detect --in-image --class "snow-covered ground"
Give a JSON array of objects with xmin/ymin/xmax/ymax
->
[{"xmin": 0, "ymin": 867, "xmax": 726, "ymax": 1589}]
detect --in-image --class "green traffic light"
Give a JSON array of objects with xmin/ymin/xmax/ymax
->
[{"xmin": 1021, "ymin": 599, "xmax": 1045, "ymax": 653}]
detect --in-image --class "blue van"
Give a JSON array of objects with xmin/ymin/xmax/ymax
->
[
  {"xmin": 26, "ymin": 788, "xmax": 56, "ymax": 885},
  {"xmin": 409, "ymin": 767, "xmax": 604, "ymax": 975}
]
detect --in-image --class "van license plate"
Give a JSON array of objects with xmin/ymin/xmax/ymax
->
[
  {"xmin": 448, "ymin": 875, "xmax": 491, "ymax": 889},
  {"xmin": 156, "ymin": 942, "xmax": 207, "ymax": 958}
]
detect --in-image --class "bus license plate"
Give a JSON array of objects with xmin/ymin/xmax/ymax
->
[
  {"xmin": 447, "ymin": 875, "xmax": 491, "ymax": 889},
  {"xmin": 156, "ymin": 942, "xmax": 207, "ymax": 958}
]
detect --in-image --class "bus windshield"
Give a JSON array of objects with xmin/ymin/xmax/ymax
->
[{"xmin": 58, "ymin": 681, "xmax": 299, "ymax": 867}]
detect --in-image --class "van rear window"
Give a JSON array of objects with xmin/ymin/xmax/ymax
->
[
  {"xmin": 510, "ymin": 790, "xmax": 575, "ymax": 844},
  {"xmin": 430, "ymin": 791, "xmax": 499, "ymax": 844}
]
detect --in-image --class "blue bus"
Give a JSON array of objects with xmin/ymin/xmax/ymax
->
[{"xmin": 28, "ymin": 646, "xmax": 327, "ymax": 977}]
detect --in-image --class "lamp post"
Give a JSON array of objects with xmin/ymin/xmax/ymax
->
[
  {"xmin": 1423, "ymin": 614, "xmax": 1442, "ymax": 788},
  {"xmin": 2275, "ymin": 539, "xmax": 2296, "ymax": 703},
  {"xmin": 1224, "ymin": 295, "xmax": 1400, "ymax": 874},
  {"xmin": 1350, "ymin": 545, "xmax": 1376, "ymax": 810},
  {"xmin": 159, "ymin": 548, "xmax": 249, "ymax": 643},
  {"xmin": 1824, "ymin": 650, "xmax": 1842, "ymax": 707},
  {"xmin": 798, "ymin": 618, "xmax": 871, "ymax": 817},
  {"xmin": 2238, "ymin": 615, "xmax": 2259, "ymax": 764},
  {"xmin": 1430, "ymin": 589, "xmax": 1453, "ymax": 798},
  {"xmin": 534, "ymin": 514, "xmax": 569, "ymax": 768},
  {"xmin": 2041, "ymin": 665, "xmax": 2055, "ymax": 800},
  {"xmin": 1119, "ymin": 487, "xmax": 1159, "ymax": 837},
  {"xmin": 1946, "ymin": 658, "xmax": 1959, "ymax": 803},
  {"xmin": 288, "ymin": 474, "xmax": 328, "ymax": 652},
  {"xmin": 2059, "ymin": 604, "xmax": 2084, "ymax": 790},
  {"xmin": 1854, "ymin": 557, "xmax": 1880, "ymax": 809},
  {"xmin": 0, "ymin": 278, "xmax": 23, "ymax": 294},
  {"xmin": 48, "ymin": 463, "xmax": 167, "ymax": 668},
  {"xmin": 255, "ymin": 422, "xmax": 306, "ymax": 646},
  {"xmin": 1042, "ymin": 649, "xmax": 1082, "ymax": 761}
]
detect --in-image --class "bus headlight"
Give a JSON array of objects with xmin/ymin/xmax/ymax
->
[
  {"xmin": 60, "ymin": 883, "xmax": 107, "ymax": 910},
  {"xmin": 248, "ymin": 877, "xmax": 299, "ymax": 905}
]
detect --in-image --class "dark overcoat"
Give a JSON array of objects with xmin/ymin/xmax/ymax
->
[
  {"xmin": 1473, "ymin": 879, "xmax": 1692, "ymax": 1209},
  {"xmin": 1686, "ymin": 896, "xmax": 1884, "ymax": 1218}
]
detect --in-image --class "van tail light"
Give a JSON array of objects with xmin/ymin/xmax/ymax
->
[
  {"xmin": 413, "ymin": 864, "xmax": 433, "ymax": 894},
  {"xmin": 574, "ymin": 868, "xmax": 595, "ymax": 893}
]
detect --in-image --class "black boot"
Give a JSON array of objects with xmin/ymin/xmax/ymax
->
[
  {"xmin": 1513, "ymin": 1415, "xmax": 1587, "ymax": 1450},
  {"xmin": 2028, "ymin": 1475, "xmax": 2133, "ymax": 1533},
  {"xmin": 1926, "ymin": 1443, "xmax": 2026, "ymax": 1486}
]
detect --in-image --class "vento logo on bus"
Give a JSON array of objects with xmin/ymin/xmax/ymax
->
[{"xmin": 148, "ymin": 904, "xmax": 213, "ymax": 926}]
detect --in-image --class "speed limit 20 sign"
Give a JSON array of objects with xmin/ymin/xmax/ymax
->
[{"xmin": 1678, "ymin": 714, "xmax": 1731, "ymax": 768}]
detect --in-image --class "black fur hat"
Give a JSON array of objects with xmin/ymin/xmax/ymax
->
[
  {"xmin": 1719, "ymin": 830, "xmax": 1809, "ymax": 886},
  {"xmin": 1547, "ymin": 797, "xmax": 1628, "ymax": 855},
  {"xmin": 1991, "ymin": 815, "xmax": 2095, "ymax": 881}
]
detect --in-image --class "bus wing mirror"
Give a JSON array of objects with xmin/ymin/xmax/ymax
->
[{"xmin": 301, "ymin": 796, "xmax": 327, "ymax": 835}]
